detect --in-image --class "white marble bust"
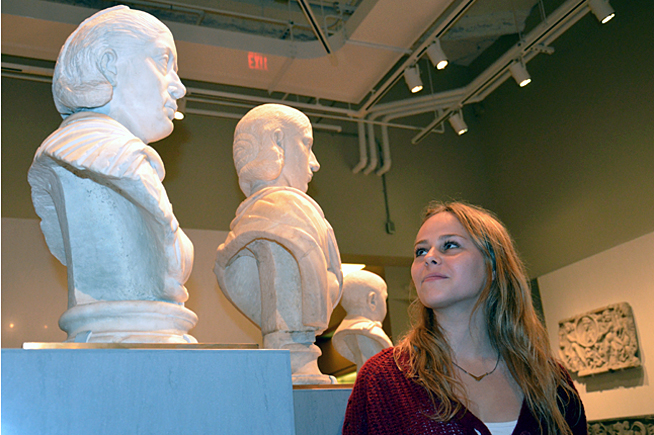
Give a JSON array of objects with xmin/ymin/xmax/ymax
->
[
  {"xmin": 332, "ymin": 270, "xmax": 393, "ymax": 371},
  {"xmin": 215, "ymin": 104, "xmax": 343, "ymax": 384},
  {"xmin": 27, "ymin": 6, "xmax": 197, "ymax": 343}
]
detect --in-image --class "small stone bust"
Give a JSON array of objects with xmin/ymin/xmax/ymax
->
[{"xmin": 333, "ymin": 270, "xmax": 393, "ymax": 371}]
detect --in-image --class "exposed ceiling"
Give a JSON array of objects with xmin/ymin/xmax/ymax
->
[{"xmin": 2, "ymin": 0, "xmax": 609, "ymax": 172}]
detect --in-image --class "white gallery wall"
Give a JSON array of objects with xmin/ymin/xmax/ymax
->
[{"xmin": 538, "ymin": 231, "xmax": 654, "ymax": 420}]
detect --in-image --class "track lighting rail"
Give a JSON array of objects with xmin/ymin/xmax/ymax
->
[{"xmin": 410, "ymin": 0, "xmax": 596, "ymax": 144}]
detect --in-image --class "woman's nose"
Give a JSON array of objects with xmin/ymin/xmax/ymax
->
[{"xmin": 424, "ymin": 248, "xmax": 439, "ymax": 265}]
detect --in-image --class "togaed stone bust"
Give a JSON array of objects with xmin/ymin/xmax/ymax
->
[{"xmin": 215, "ymin": 103, "xmax": 343, "ymax": 384}]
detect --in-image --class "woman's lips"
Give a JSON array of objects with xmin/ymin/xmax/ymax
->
[{"xmin": 423, "ymin": 273, "xmax": 447, "ymax": 282}]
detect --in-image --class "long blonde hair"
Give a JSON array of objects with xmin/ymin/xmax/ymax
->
[{"xmin": 395, "ymin": 201, "xmax": 578, "ymax": 434}]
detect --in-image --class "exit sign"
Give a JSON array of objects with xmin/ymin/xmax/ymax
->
[{"xmin": 248, "ymin": 52, "xmax": 268, "ymax": 70}]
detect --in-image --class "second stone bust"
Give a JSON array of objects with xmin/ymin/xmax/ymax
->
[{"xmin": 215, "ymin": 104, "xmax": 343, "ymax": 384}]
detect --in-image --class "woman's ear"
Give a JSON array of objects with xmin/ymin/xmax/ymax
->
[{"xmin": 98, "ymin": 49, "xmax": 119, "ymax": 87}]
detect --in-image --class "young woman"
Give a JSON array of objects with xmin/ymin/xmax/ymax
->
[{"xmin": 342, "ymin": 201, "xmax": 587, "ymax": 435}]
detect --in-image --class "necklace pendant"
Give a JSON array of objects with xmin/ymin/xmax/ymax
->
[{"xmin": 453, "ymin": 355, "xmax": 501, "ymax": 382}]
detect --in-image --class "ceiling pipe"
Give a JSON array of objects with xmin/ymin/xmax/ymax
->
[
  {"xmin": 360, "ymin": 107, "xmax": 391, "ymax": 174},
  {"xmin": 186, "ymin": 94, "xmax": 356, "ymax": 124},
  {"xmin": 312, "ymin": 123, "xmax": 342, "ymax": 133},
  {"xmin": 185, "ymin": 108, "xmax": 243, "ymax": 120},
  {"xmin": 186, "ymin": 108, "xmax": 341, "ymax": 132},
  {"xmin": 367, "ymin": 88, "xmax": 466, "ymax": 120},
  {"xmin": 362, "ymin": 122, "xmax": 379, "ymax": 175},
  {"xmin": 185, "ymin": 86, "xmax": 357, "ymax": 117},
  {"xmin": 410, "ymin": 0, "xmax": 593, "ymax": 144},
  {"xmin": 376, "ymin": 122, "xmax": 391, "ymax": 176},
  {"xmin": 183, "ymin": 92, "xmax": 425, "ymax": 130},
  {"xmin": 352, "ymin": 121, "xmax": 368, "ymax": 174},
  {"xmin": 359, "ymin": 101, "xmax": 439, "ymax": 176}
]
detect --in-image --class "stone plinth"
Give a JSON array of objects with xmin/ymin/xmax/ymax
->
[
  {"xmin": 1, "ymin": 348, "xmax": 295, "ymax": 435},
  {"xmin": 292, "ymin": 386, "xmax": 352, "ymax": 435}
]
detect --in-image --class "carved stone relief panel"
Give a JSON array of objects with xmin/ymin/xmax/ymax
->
[
  {"xmin": 558, "ymin": 302, "xmax": 640, "ymax": 376},
  {"xmin": 588, "ymin": 414, "xmax": 654, "ymax": 435}
]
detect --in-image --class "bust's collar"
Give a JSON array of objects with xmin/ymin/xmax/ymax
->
[
  {"xmin": 60, "ymin": 111, "xmax": 129, "ymax": 135},
  {"xmin": 238, "ymin": 185, "xmax": 320, "ymax": 213}
]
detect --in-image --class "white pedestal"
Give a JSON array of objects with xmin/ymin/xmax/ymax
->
[
  {"xmin": 1, "ymin": 348, "xmax": 295, "ymax": 435},
  {"xmin": 292, "ymin": 387, "xmax": 352, "ymax": 435}
]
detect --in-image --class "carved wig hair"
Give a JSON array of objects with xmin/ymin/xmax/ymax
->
[
  {"xmin": 233, "ymin": 104, "xmax": 310, "ymax": 197},
  {"xmin": 52, "ymin": 5, "xmax": 170, "ymax": 117},
  {"xmin": 395, "ymin": 201, "xmax": 579, "ymax": 435}
]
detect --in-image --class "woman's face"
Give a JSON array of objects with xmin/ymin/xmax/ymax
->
[{"xmin": 411, "ymin": 212, "xmax": 488, "ymax": 315}]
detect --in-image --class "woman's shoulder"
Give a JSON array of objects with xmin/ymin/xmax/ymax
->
[
  {"xmin": 356, "ymin": 347, "xmax": 416, "ymax": 390},
  {"xmin": 358, "ymin": 348, "xmax": 397, "ymax": 374}
]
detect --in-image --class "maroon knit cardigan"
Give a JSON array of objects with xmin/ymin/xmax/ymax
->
[{"xmin": 342, "ymin": 348, "xmax": 588, "ymax": 435}]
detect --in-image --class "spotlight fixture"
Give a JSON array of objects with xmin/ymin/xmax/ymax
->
[
  {"xmin": 509, "ymin": 60, "xmax": 531, "ymax": 87},
  {"xmin": 425, "ymin": 39, "xmax": 448, "ymax": 70},
  {"xmin": 448, "ymin": 111, "xmax": 468, "ymax": 136},
  {"xmin": 174, "ymin": 98, "xmax": 186, "ymax": 120},
  {"xmin": 403, "ymin": 66, "xmax": 423, "ymax": 93},
  {"xmin": 588, "ymin": 0, "xmax": 615, "ymax": 24}
]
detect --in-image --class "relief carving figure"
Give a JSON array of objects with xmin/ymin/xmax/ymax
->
[
  {"xmin": 27, "ymin": 6, "xmax": 197, "ymax": 343},
  {"xmin": 588, "ymin": 417, "xmax": 654, "ymax": 435},
  {"xmin": 214, "ymin": 104, "xmax": 343, "ymax": 384},
  {"xmin": 332, "ymin": 270, "xmax": 393, "ymax": 371},
  {"xmin": 558, "ymin": 302, "xmax": 640, "ymax": 376}
]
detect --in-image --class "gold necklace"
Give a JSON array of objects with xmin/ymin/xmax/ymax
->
[{"xmin": 453, "ymin": 355, "xmax": 500, "ymax": 382}]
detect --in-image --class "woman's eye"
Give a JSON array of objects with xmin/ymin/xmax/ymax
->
[
  {"xmin": 414, "ymin": 247, "xmax": 427, "ymax": 257},
  {"xmin": 443, "ymin": 241, "xmax": 459, "ymax": 250}
]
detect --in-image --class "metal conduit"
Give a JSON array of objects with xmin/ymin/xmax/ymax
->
[
  {"xmin": 377, "ymin": 123, "xmax": 392, "ymax": 176},
  {"xmin": 362, "ymin": 122, "xmax": 378, "ymax": 175},
  {"xmin": 185, "ymin": 87, "xmax": 357, "ymax": 118},
  {"xmin": 352, "ymin": 121, "xmax": 368, "ymax": 174}
]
